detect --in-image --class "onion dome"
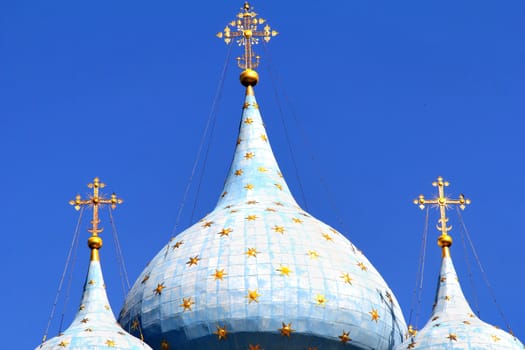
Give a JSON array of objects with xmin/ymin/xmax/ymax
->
[
  {"xmin": 119, "ymin": 86, "xmax": 406, "ymax": 349},
  {"xmin": 119, "ymin": 4, "xmax": 406, "ymax": 347},
  {"xmin": 395, "ymin": 177, "xmax": 523, "ymax": 350},
  {"xmin": 36, "ymin": 178, "xmax": 152, "ymax": 350}
]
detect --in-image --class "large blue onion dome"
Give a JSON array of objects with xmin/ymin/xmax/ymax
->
[
  {"xmin": 118, "ymin": 82, "xmax": 407, "ymax": 350},
  {"xmin": 395, "ymin": 252, "xmax": 523, "ymax": 350},
  {"xmin": 36, "ymin": 179, "xmax": 152, "ymax": 350}
]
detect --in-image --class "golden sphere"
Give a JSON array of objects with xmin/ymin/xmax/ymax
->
[
  {"xmin": 240, "ymin": 69, "xmax": 259, "ymax": 87},
  {"xmin": 438, "ymin": 234, "xmax": 452, "ymax": 248},
  {"xmin": 88, "ymin": 236, "xmax": 103, "ymax": 249},
  {"xmin": 243, "ymin": 29, "xmax": 253, "ymax": 38}
]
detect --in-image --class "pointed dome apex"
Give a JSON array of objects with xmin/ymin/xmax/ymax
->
[
  {"xmin": 36, "ymin": 179, "xmax": 151, "ymax": 350},
  {"xmin": 216, "ymin": 87, "xmax": 298, "ymax": 209}
]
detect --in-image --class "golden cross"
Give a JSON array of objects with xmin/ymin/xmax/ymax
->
[
  {"xmin": 69, "ymin": 177, "xmax": 123, "ymax": 260},
  {"xmin": 216, "ymin": 2, "xmax": 278, "ymax": 71},
  {"xmin": 414, "ymin": 176, "xmax": 471, "ymax": 256}
]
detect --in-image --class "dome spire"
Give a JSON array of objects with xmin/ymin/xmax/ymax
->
[
  {"xmin": 69, "ymin": 177, "xmax": 123, "ymax": 261},
  {"xmin": 37, "ymin": 178, "xmax": 151, "ymax": 350},
  {"xmin": 216, "ymin": 1, "xmax": 278, "ymax": 87},
  {"xmin": 414, "ymin": 176, "xmax": 471, "ymax": 257},
  {"xmin": 394, "ymin": 177, "xmax": 524, "ymax": 349}
]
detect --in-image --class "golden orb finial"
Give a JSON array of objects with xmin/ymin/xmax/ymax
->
[{"xmin": 240, "ymin": 69, "xmax": 259, "ymax": 87}]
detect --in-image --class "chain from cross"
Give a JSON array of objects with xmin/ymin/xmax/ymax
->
[
  {"xmin": 216, "ymin": 2, "xmax": 278, "ymax": 70},
  {"xmin": 414, "ymin": 176, "xmax": 471, "ymax": 253},
  {"xmin": 69, "ymin": 177, "xmax": 123, "ymax": 238}
]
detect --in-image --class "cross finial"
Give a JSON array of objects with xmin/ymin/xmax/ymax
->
[
  {"xmin": 69, "ymin": 177, "xmax": 123, "ymax": 261},
  {"xmin": 414, "ymin": 176, "xmax": 471, "ymax": 257},
  {"xmin": 216, "ymin": 2, "xmax": 278, "ymax": 87}
]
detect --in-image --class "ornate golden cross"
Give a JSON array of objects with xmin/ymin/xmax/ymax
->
[
  {"xmin": 216, "ymin": 2, "xmax": 278, "ymax": 70},
  {"xmin": 414, "ymin": 176, "xmax": 471, "ymax": 256},
  {"xmin": 69, "ymin": 177, "xmax": 123, "ymax": 260}
]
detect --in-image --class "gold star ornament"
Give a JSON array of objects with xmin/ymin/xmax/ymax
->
[
  {"xmin": 339, "ymin": 331, "xmax": 351, "ymax": 343},
  {"xmin": 369, "ymin": 309, "xmax": 380, "ymax": 322},
  {"xmin": 186, "ymin": 256, "xmax": 201, "ymax": 267},
  {"xmin": 212, "ymin": 269, "xmax": 227, "ymax": 280},
  {"xmin": 279, "ymin": 322, "xmax": 294, "ymax": 337},
  {"xmin": 180, "ymin": 297, "xmax": 195, "ymax": 311},
  {"xmin": 246, "ymin": 289, "xmax": 261, "ymax": 303},
  {"xmin": 154, "ymin": 283, "xmax": 165, "ymax": 295},
  {"xmin": 214, "ymin": 325, "xmax": 228, "ymax": 340}
]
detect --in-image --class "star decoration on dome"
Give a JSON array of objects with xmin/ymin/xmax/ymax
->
[
  {"xmin": 213, "ymin": 269, "xmax": 227, "ymax": 280},
  {"xmin": 84, "ymin": 328, "xmax": 92, "ymax": 332},
  {"xmin": 266, "ymin": 207, "xmax": 276, "ymax": 212},
  {"xmin": 81, "ymin": 317, "xmax": 89, "ymax": 323},
  {"xmin": 105, "ymin": 339, "xmax": 116, "ymax": 347},
  {"xmin": 219, "ymin": 228, "xmax": 233, "ymax": 237},
  {"xmin": 279, "ymin": 322, "xmax": 294, "ymax": 337},
  {"xmin": 273, "ymin": 225, "xmax": 285, "ymax": 234},
  {"xmin": 357, "ymin": 262, "xmax": 368, "ymax": 271},
  {"xmin": 258, "ymin": 166, "xmax": 267, "ymax": 172},
  {"xmin": 447, "ymin": 333, "xmax": 458, "ymax": 341},
  {"xmin": 315, "ymin": 294, "xmax": 328, "ymax": 306},
  {"xmin": 369, "ymin": 309, "xmax": 380, "ymax": 322},
  {"xmin": 245, "ymin": 152, "xmax": 255, "ymax": 159},
  {"xmin": 186, "ymin": 256, "xmax": 201, "ymax": 266},
  {"xmin": 244, "ymin": 117, "xmax": 253, "ymax": 124},
  {"xmin": 407, "ymin": 341, "xmax": 416, "ymax": 349},
  {"xmin": 444, "ymin": 295, "xmax": 451, "ymax": 301},
  {"xmin": 160, "ymin": 339, "xmax": 170, "ymax": 350},
  {"xmin": 202, "ymin": 221, "xmax": 214, "ymax": 228},
  {"xmin": 463, "ymin": 320, "xmax": 471, "ymax": 325},
  {"xmin": 340, "ymin": 273, "xmax": 353, "ymax": 284},
  {"xmin": 214, "ymin": 325, "xmax": 228, "ymax": 340},
  {"xmin": 339, "ymin": 331, "xmax": 351, "ymax": 343},
  {"xmin": 173, "ymin": 240, "xmax": 183, "ymax": 249},
  {"xmin": 260, "ymin": 134, "xmax": 268, "ymax": 142},
  {"xmin": 246, "ymin": 214, "xmax": 258, "ymax": 221},
  {"xmin": 247, "ymin": 200, "xmax": 258, "ymax": 205},
  {"xmin": 246, "ymin": 247, "xmax": 259, "ymax": 257},
  {"xmin": 492, "ymin": 335, "xmax": 501, "ymax": 342},
  {"xmin": 307, "ymin": 250, "xmax": 320, "ymax": 259},
  {"xmin": 180, "ymin": 297, "xmax": 195, "ymax": 311},
  {"xmin": 292, "ymin": 217, "xmax": 303, "ymax": 224},
  {"xmin": 274, "ymin": 183, "xmax": 283, "ymax": 191},
  {"xmin": 322, "ymin": 233, "xmax": 333, "ymax": 241},
  {"xmin": 246, "ymin": 289, "xmax": 261, "ymax": 303},
  {"xmin": 245, "ymin": 183, "xmax": 254, "ymax": 190},
  {"xmin": 131, "ymin": 319, "xmax": 140, "ymax": 330},
  {"xmin": 88, "ymin": 279, "xmax": 95, "ymax": 285},
  {"xmin": 154, "ymin": 283, "xmax": 165, "ymax": 295},
  {"xmin": 276, "ymin": 265, "xmax": 292, "ymax": 276},
  {"xmin": 235, "ymin": 169, "xmax": 243, "ymax": 176},
  {"xmin": 141, "ymin": 274, "xmax": 150, "ymax": 284},
  {"xmin": 58, "ymin": 340, "xmax": 69, "ymax": 347}
]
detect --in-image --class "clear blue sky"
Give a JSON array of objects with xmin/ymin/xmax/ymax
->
[{"xmin": 1, "ymin": 1, "xmax": 524, "ymax": 348}]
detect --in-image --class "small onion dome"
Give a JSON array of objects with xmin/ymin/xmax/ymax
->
[
  {"xmin": 395, "ymin": 255, "xmax": 523, "ymax": 350},
  {"xmin": 119, "ymin": 88, "xmax": 407, "ymax": 350},
  {"xmin": 36, "ymin": 259, "xmax": 152, "ymax": 350}
]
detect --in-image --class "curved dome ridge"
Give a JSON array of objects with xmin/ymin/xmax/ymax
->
[
  {"xmin": 119, "ymin": 88, "xmax": 407, "ymax": 350},
  {"xmin": 37, "ymin": 260, "xmax": 152, "ymax": 350},
  {"xmin": 396, "ymin": 255, "xmax": 523, "ymax": 350}
]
